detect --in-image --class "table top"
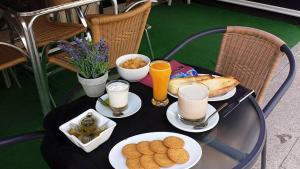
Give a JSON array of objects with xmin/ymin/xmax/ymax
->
[{"xmin": 41, "ymin": 67, "xmax": 266, "ymax": 169}]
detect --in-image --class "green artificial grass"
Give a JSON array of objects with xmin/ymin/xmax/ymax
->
[{"xmin": 0, "ymin": 1, "xmax": 299, "ymax": 168}]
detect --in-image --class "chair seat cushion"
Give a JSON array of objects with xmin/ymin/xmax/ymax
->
[
  {"xmin": 0, "ymin": 45, "xmax": 27, "ymax": 70},
  {"xmin": 34, "ymin": 19, "xmax": 86, "ymax": 47}
]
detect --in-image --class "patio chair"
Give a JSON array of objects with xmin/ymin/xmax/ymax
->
[
  {"xmin": 122, "ymin": 0, "xmax": 155, "ymax": 59},
  {"xmin": 87, "ymin": 0, "xmax": 151, "ymax": 68},
  {"xmin": 163, "ymin": 26, "xmax": 296, "ymax": 169},
  {"xmin": 0, "ymin": 42, "xmax": 27, "ymax": 88},
  {"xmin": 5, "ymin": 0, "xmax": 87, "ymax": 50},
  {"xmin": 33, "ymin": 0, "xmax": 87, "ymax": 48}
]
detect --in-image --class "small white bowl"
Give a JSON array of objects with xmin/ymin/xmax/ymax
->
[
  {"xmin": 116, "ymin": 54, "xmax": 150, "ymax": 82},
  {"xmin": 59, "ymin": 109, "xmax": 116, "ymax": 153}
]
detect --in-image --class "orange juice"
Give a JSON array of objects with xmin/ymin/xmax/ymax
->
[{"xmin": 149, "ymin": 60, "xmax": 171, "ymax": 105}]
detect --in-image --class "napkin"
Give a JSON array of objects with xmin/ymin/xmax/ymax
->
[{"xmin": 139, "ymin": 60, "xmax": 195, "ymax": 88}]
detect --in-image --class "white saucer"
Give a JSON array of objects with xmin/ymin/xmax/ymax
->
[
  {"xmin": 109, "ymin": 132, "xmax": 202, "ymax": 169},
  {"xmin": 166, "ymin": 102, "xmax": 219, "ymax": 133},
  {"xmin": 168, "ymin": 74, "xmax": 236, "ymax": 101},
  {"xmin": 95, "ymin": 92, "xmax": 141, "ymax": 118}
]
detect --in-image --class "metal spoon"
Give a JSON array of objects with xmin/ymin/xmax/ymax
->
[
  {"xmin": 193, "ymin": 103, "xmax": 228, "ymax": 129},
  {"xmin": 97, "ymin": 97, "xmax": 124, "ymax": 117}
]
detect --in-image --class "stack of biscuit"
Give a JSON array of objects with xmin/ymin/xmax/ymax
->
[{"xmin": 122, "ymin": 136, "xmax": 190, "ymax": 169}]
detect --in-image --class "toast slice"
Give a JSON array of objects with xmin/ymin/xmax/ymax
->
[
  {"xmin": 201, "ymin": 76, "xmax": 239, "ymax": 97},
  {"xmin": 168, "ymin": 75, "xmax": 239, "ymax": 97},
  {"xmin": 168, "ymin": 75, "xmax": 213, "ymax": 96}
]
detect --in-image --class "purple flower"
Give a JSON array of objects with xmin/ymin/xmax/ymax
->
[
  {"xmin": 58, "ymin": 43, "xmax": 80, "ymax": 60},
  {"xmin": 74, "ymin": 37, "xmax": 90, "ymax": 55},
  {"xmin": 95, "ymin": 38, "xmax": 109, "ymax": 62}
]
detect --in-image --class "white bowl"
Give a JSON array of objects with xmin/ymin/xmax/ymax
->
[
  {"xmin": 116, "ymin": 54, "xmax": 151, "ymax": 82},
  {"xmin": 59, "ymin": 109, "xmax": 116, "ymax": 153}
]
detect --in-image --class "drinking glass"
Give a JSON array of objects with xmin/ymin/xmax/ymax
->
[
  {"xmin": 178, "ymin": 83, "xmax": 209, "ymax": 122},
  {"xmin": 149, "ymin": 60, "xmax": 171, "ymax": 106},
  {"xmin": 106, "ymin": 80, "xmax": 130, "ymax": 113}
]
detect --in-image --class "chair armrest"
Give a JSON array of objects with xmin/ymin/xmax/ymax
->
[
  {"xmin": 262, "ymin": 44, "xmax": 296, "ymax": 117},
  {"xmin": 0, "ymin": 130, "xmax": 44, "ymax": 148}
]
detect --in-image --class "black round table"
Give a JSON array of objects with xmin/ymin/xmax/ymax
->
[{"xmin": 41, "ymin": 67, "xmax": 266, "ymax": 169}]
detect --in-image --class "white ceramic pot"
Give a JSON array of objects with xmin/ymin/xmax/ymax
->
[{"xmin": 77, "ymin": 72, "xmax": 108, "ymax": 98}]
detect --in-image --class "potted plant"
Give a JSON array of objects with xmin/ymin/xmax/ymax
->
[{"xmin": 59, "ymin": 38, "xmax": 109, "ymax": 97}]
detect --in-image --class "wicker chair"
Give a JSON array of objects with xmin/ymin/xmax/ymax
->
[
  {"xmin": 31, "ymin": 0, "xmax": 86, "ymax": 48},
  {"xmin": 163, "ymin": 26, "xmax": 296, "ymax": 169},
  {"xmin": 87, "ymin": 0, "xmax": 151, "ymax": 68},
  {"xmin": 214, "ymin": 26, "xmax": 285, "ymax": 104},
  {"xmin": 122, "ymin": 0, "xmax": 154, "ymax": 58},
  {"xmin": 0, "ymin": 42, "xmax": 27, "ymax": 88}
]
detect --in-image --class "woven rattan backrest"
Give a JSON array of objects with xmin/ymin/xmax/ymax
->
[
  {"xmin": 215, "ymin": 26, "xmax": 285, "ymax": 104},
  {"xmin": 88, "ymin": 1, "xmax": 151, "ymax": 68}
]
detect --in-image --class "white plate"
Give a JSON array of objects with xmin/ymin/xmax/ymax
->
[
  {"xmin": 109, "ymin": 132, "xmax": 202, "ymax": 169},
  {"xmin": 95, "ymin": 92, "xmax": 141, "ymax": 118},
  {"xmin": 168, "ymin": 74, "xmax": 236, "ymax": 101},
  {"xmin": 166, "ymin": 102, "xmax": 219, "ymax": 133}
]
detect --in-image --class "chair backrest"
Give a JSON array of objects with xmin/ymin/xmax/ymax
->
[
  {"xmin": 215, "ymin": 26, "xmax": 285, "ymax": 104},
  {"xmin": 87, "ymin": 1, "xmax": 151, "ymax": 68}
]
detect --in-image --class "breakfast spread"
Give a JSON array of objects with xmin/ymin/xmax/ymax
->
[
  {"xmin": 121, "ymin": 136, "xmax": 190, "ymax": 169},
  {"xmin": 120, "ymin": 58, "xmax": 148, "ymax": 69},
  {"xmin": 68, "ymin": 112, "xmax": 108, "ymax": 144},
  {"xmin": 168, "ymin": 75, "xmax": 239, "ymax": 97}
]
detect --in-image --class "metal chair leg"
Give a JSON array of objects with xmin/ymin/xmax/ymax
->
[
  {"xmin": 144, "ymin": 25, "xmax": 154, "ymax": 59},
  {"xmin": 8, "ymin": 68, "xmax": 21, "ymax": 88},
  {"xmin": 2, "ymin": 70, "xmax": 12, "ymax": 88},
  {"xmin": 187, "ymin": 0, "xmax": 191, "ymax": 5},
  {"xmin": 261, "ymin": 140, "xmax": 266, "ymax": 169},
  {"xmin": 168, "ymin": 0, "xmax": 172, "ymax": 6}
]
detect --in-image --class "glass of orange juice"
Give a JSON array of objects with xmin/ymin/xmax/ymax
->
[{"xmin": 149, "ymin": 60, "xmax": 171, "ymax": 106}]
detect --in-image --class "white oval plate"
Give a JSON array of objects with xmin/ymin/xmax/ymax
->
[
  {"xmin": 168, "ymin": 74, "xmax": 236, "ymax": 101},
  {"xmin": 109, "ymin": 132, "xmax": 202, "ymax": 169},
  {"xmin": 166, "ymin": 102, "xmax": 219, "ymax": 133},
  {"xmin": 95, "ymin": 92, "xmax": 141, "ymax": 118}
]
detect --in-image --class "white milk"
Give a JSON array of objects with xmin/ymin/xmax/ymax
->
[
  {"xmin": 178, "ymin": 84, "xmax": 208, "ymax": 121},
  {"xmin": 106, "ymin": 81, "xmax": 129, "ymax": 108}
]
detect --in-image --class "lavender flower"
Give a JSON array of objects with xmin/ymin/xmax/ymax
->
[
  {"xmin": 58, "ymin": 43, "xmax": 80, "ymax": 60},
  {"xmin": 74, "ymin": 37, "xmax": 90, "ymax": 55},
  {"xmin": 58, "ymin": 38, "xmax": 109, "ymax": 79},
  {"xmin": 96, "ymin": 39, "xmax": 109, "ymax": 62}
]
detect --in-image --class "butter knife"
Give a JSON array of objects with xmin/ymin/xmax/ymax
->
[{"xmin": 221, "ymin": 90, "xmax": 255, "ymax": 118}]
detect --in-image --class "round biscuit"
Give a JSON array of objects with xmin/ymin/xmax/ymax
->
[
  {"xmin": 140, "ymin": 155, "xmax": 160, "ymax": 169},
  {"xmin": 126, "ymin": 158, "xmax": 144, "ymax": 169},
  {"xmin": 137, "ymin": 141, "xmax": 154, "ymax": 155},
  {"xmin": 150, "ymin": 140, "xmax": 168, "ymax": 154},
  {"xmin": 122, "ymin": 144, "xmax": 142, "ymax": 159},
  {"xmin": 163, "ymin": 136, "xmax": 184, "ymax": 149},
  {"xmin": 167, "ymin": 148, "xmax": 190, "ymax": 164},
  {"xmin": 154, "ymin": 153, "xmax": 175, "ymax": 167}
]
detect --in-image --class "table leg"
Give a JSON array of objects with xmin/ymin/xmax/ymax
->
[{"xmin": 19, "ymin": 16, "xmax": 52, "ymax": 115}]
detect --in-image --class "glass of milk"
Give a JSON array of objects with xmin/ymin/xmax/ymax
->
[
  {"xmin": 178, "ymin": 83, "xmax": 209, "ymax": 122},
  {"xmin": 106, "ymin": 80, "xmax": 130, "ymax": 114}
]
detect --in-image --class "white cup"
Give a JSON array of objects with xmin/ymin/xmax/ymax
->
[
  {"xmin": 106, "ymin": 80, "xmax": 129, "ymax": 112},
  {"xmin": 178, "ymin": 84, "xmax": 209, "ymax": 122}
]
